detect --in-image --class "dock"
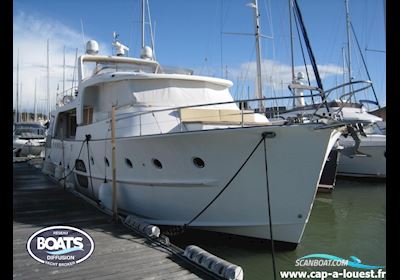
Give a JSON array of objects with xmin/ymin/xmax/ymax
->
[{"xmin": 13, "ymin": 161, "xmax": 215, "ymax": 280}]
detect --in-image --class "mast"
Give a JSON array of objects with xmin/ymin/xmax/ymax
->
[
  {"xmin": 288, "ymin": 0, "xmax": 295, "ymax": 83},
  {"xmin": 383, "ymin": 0, "xmax": 386, "ymax": 38},
  {"xmin": 146, "ymin": 0, "xmax": 155, "ymax": 51},
  {"xmin": 251, "ymin": 0, "xmax": 264, "ymax": 111},
  {"xmin": 350, "ymin": 22, "xmax": 381, "ymax": 108},
  {"xmin": 34, "ymin": 78, "xmax": 37, "ymax": 122},
  {"xmin": 342, "ymin": 46, "xmax": 346, "ymax": 97},
  {"xmin": 141, "ymin": 0, "xmax": 145, "ymax": 49},
  {"xmin": 16, "ymin": 49, "xmax": 20, "ymax": 123},
  {"xmin": 292, "ymin": 0, "xmax": 329, "ymax": 111},
  {"xmin": 47, "ymin": 39, "xmax": 50, "ymax": 120},
  {"xmin": 344, "ymin": 0, "xmax": 352, "ymax": 99},
  {"xmin": 20, "ymin": 83, "xmax": 23, "ymax": 122},
  {"xmin": 63, "ymin": 45, "xmax": 66, "ymax": 98}
]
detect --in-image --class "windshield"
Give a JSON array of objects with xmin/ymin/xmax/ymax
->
[
  {"xmin": 14, "ymin": 125, "xmax": 46, "ymax": 138},
  {"xmin": 97, "ymin": 62, "xmax": 156, "ymax": 74},
  {"xmin": 87, "ymin": 62, "xmax": 193, "ymax": 77}
]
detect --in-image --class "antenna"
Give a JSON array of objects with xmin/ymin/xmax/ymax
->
[
  {"xmin": 81, "ymin": 19, "xmax": 86, "ymax": 51},
  {"xmin": 113, "ymin": 31, "xmax": 119, "ymax": 42},
  {"xmin": 112, "ymin": 32, "xmax": 130, "ymax": 56}
]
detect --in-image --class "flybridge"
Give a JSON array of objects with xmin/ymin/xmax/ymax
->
[
  {"xmin": 78, "ymin": 54, "xmax": 160, "ymax": 81},
  {"xmin": 78, "ymin": 38, "xmax": 159, "ymax": 81},
  {"xmin": 78, "ymin": 39, "xmax": 194, "ymax": 82}
]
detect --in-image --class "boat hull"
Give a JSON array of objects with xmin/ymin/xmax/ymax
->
[
  {"xmin": 13, "ymin": 138, "xmax": 45, "ymax": 157},
  {"xmin": 337, "ymin": 135, "xmax": 386, "ymax": 178},
  {"xmin": 47, "ymin": 124, "xmax": 341, "ymax": 245}
]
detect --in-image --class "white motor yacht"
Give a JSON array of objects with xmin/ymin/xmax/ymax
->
[
  {"xmin": 13, "ymin": 122, "xmax": 46, "ymax": 157},
  {"xmin": 41, "ymin": 37, "xmax": 349, "ymax": 247},
  {"xmin": 41, "ymin": 0, "xmax": 358, "ymax": 248}
]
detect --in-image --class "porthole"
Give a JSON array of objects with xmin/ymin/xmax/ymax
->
[
  {"xmin": 75, "ymin": 159, "xmax": 87, "ymax": 172},
  {"xmin": 125, "ymin": 158, "xmax": 133, "ymax": 168},
  {"xmin": 152, "ymin": 158, "xmax": 162, "ymax": 169},
  {"xmin": 75, "ymin": 159, "xmax": 88, "ymax": 188},
  {"xmin": 104, "ymin": 157, "xmax": 110, "ymax": 167},
  {"xmin": 193, "ymin": 157, "xmax": 205, "ymax": 168},
  {"xmin": 91, "ymin": 156, "xmax": 95, "ymax": 165}
]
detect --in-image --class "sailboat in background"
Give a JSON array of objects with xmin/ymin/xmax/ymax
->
[
  {"xmin": 275, "ymin": 0, "xmax": 385, "ymax": 179},
  {"xmin": 13, "ymin": 50, "xmax": 47, "ymax": 158}
]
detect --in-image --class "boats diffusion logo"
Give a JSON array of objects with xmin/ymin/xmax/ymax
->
[
  {"xmin": 296, "ymin": 254, "xmax": 385, "ymax": 269},
  {"xmin": 27, "ymin": 226, "xmax": 94, "ymax": 267}
]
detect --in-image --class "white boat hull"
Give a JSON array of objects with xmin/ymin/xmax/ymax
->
[
  {"xmin": 13, "ymin": 138, "xmax": 45, "ymax": 157},
  {"xmin": 47, "ymin": 124, "xmax": 341, "ymax": 245},
  {"xmin": 337, "ymin": 134, "xmax": 386, "ymax": 178}
]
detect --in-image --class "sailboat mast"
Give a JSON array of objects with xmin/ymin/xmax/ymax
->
[
  {"xmin": 16, "ymin": 48, "xmax": 20, "ymax": 123},
  {"xmin": 146, "ymin": 0, "xmax": 156, "ymax": 59},
  {"xmin": 252, "ymin": 0, "xmax": 264, "ymax": 111},
  {"xmin": 34, "ymin": 78, "xmax": 37, "ymax": 122},
  {"xmin": 344, "ymin": 0, "xmax": 352, "ymax": 97},
  {"xmin": 342, "ymin": 46, "xmax": 346, "ymax": 97},
  {"xmin": 20, "ymin": 83, "xmax": 23, "ymax": 122},
  {"xmin": 141, "ymin": 0, "xmax": 145, "ymax": 49},
  {"xmin": 383, "ymin": 0, "xmax": 386, "ymax": 37},
  {"xmin": 288, "ymin": 0, "xmax": 295, "ymax": 83},
  {"xmin": 47, "ymin": 39, "xmax": 50, "ymax": 120},
  {"xmin": 63, "ymin": 45, "xmax": 66, "ymax": 98}
]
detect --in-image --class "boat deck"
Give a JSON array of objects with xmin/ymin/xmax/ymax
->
[{"xmin": 13, "ymin": 161, "xmax": 214, "ymax": 280}]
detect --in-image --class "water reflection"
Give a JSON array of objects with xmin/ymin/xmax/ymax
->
[{"xmin": 170, "ymin": 178, "xmax": 386, "ymax": 279}]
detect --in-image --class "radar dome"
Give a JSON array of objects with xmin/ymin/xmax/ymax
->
[
  {"xmin": 140, "ymin": 46, "xmax": 153, "ymax": 60},
  {"xmin": 86, "ymin": 40, "xmax": 99, "ymax": 55}
]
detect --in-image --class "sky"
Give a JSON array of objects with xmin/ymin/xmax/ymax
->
[{"xmin": 13, "ymin": 0, "xmax": 386, "ymax": 114}]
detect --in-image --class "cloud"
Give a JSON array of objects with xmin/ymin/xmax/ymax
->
[
  {"xmin": 194, "ymin": 59, "xmax": 345, "ymax": 102},
  {"xmin": 13, "ymin": 11, "xmax": 110, "ymax": 115},
  {"xmin": 232, "ymin": 59, "xmax": 344, "ymax": 91}
]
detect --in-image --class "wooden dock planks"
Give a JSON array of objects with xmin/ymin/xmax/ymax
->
[{"xmin": 13, "ymin": 162, "xmax": 213, "ymax": 280}]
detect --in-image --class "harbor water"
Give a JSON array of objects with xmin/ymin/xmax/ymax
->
[{"xmin": 170, "ymin": 178, "xmax": 386, "ymax": 279}]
